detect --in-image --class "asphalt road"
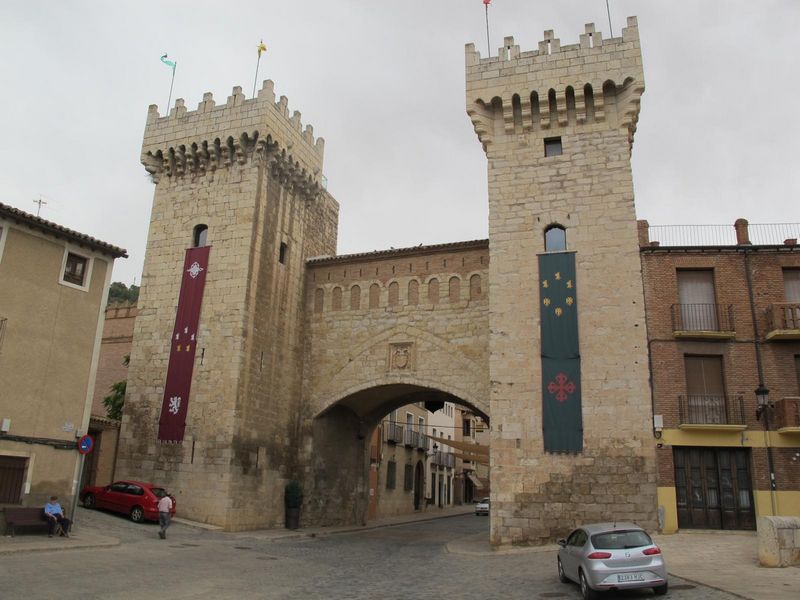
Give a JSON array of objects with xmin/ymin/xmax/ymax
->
[{"xmin": 1, "ymin": 508, "xmax": 742, "ymax": 600}]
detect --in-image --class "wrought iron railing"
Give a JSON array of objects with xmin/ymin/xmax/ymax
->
[
  {"xmin": 432, "ymin": 451, "xmax": 455, "ymax": 468},
  {"xmin": 648, "ymin": 223, "xmax": 800, "ymax": 246},
  {"xmin": 404, "ymin": 429, "xmax": 420, "ymax": 447},
  {"xmin": 671, "ymin": 304, "xmax": 734, "ymax": 333},
  {"xmin": 417, "ymin": 434, "xmax": 429, "ymax": 452},
  {"xmin": 767, "ymin": 303, "xmax": 800, "ymax": 331},
  {"xmin": 678, "ymin": 395, "xmax": 745, "ymax": 426},
  {"xmin": 384, "ymin": 422, "xmax": 403, "ymax": 444},
  {"xmin": 774, "ymin": 397, "xmax": 800, "ymax": 429}
]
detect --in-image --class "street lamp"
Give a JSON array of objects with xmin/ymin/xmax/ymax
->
[{"xmin": 755, "ymin": 384, "xmax": 770, "ymax": 420}]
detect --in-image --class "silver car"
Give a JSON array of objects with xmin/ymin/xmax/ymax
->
[{"xmin": 557, "ymin": 522, "xmax": 668, "ymax": 599}]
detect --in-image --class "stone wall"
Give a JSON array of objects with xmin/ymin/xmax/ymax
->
[{"xmin": 467, "ymin": 17, "xmax": 657, "ymax": 545}]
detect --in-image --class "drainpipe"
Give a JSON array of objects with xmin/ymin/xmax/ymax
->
[{"xmin": 741, "ymin": 220, "xmax": 779, "ymax": 516}]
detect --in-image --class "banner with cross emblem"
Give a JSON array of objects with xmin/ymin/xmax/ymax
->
[
  {"xmin": 538, "ymin": 251, "xmax": 582, "ymax": 453},
  {"xmin": 157, "ymin": 246, "xmax": 211, "ymax": 442}
]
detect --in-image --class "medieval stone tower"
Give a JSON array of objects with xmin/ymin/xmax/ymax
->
[
  {"xmin": 466, "ymin": 17, "xmax": 658, "ymax": 545},
  {"xmin": 116, "ymin": 83, "xmax": 338, "ymax": 530}
]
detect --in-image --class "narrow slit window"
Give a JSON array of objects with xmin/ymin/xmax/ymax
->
[{"xmin": 279, "ymin": 242, "xmax": 288, "ymax": 264}]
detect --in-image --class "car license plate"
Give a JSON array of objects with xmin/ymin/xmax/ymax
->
[{"xmin": 618, "ymin": 573, "xmax": 645, "ymax": 583}]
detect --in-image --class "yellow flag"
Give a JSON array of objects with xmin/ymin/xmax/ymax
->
[{"xmin": 257, "ymin": 41, "xmax": 267, "ymax": 57}]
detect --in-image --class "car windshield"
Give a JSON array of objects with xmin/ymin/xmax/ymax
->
[
  {"xmin": 591, "ymin": 529, "xmax": 652, "ymax": 550},
  {"xmin": 150, "ymin": 487, "xmax": 169, "ymax": 498},
  {"xmin": 478, "ymin": 498, "xmax": 489, "ymax": 504}
]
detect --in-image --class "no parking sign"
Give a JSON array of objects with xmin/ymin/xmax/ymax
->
[{"xmin": 78, "ymin": 434, "xmax": 94, "ymax": 455}]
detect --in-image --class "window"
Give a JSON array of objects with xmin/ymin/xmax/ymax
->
[
  {"xmin": 193, "ymin": 224, "xmax": 208, "ymax": 247},
  {"xmin": 386, "ymin": 460, "xmax": 396, "ymax": 489},
  {"xmin": 469, "ymin": 274, "xmax": 482, "ymax": 300},
  {"xmin": 677, "ymin": 270, "xmax": 718, "ymax": 330},
  {"xmin": 449, "ymin": 277, "xmax": 460, "ymax": 303},
  {"xmin": 350, "ymin": 285, "xmax": 361, "ymax": 310},
  {"xmin": 784, "ymin": 269, "xmax": 800, "ymax": 302},
  {"xmin": 369, "ymin": 283, "xmax": 380, "ymax": 308},
  {"xmin": 408, "ymin": 280, "xmax": 419, "ymax": 305},
  {"xmin": 544, "ymin": 225, "xmax": 567, "ymax": 252},
  {"xmin": 428, "ymin": 278, "xmax": 440, "ymax": 304},
  {"xmin": 0, "ymin": 456, "xmax": 26, "ymax": 504},
  {"xmin": 109, "ymin": 482, "xmax": 128, "ymax": 493},
  {"xmin": 685, "ymin": 355, "xmax": 726, "ymax": 423},
  {"xmin": 463, "ymin": 419, "xmax": 471, "ymax": 437},
  {"xmin": 279, "ymin": 242, "xmax": 288, "ymax": 264},
  {"xmin": 63, "ymin": 252, "xmax": 88, "ymax": 286},
  {"xmin": 126, "ymin": 484, "xmax": 144, "ymax": 496},
  {"xmin": 404, "ymin": 464, "xmax": 414, "ymax": 491},
  {"xmin": 418, "ymin": 417, "xmax": 424, "ymax": 434},
  {"xmin": 544, "ymin": 137, "xmax": 562, "ymax": 157},
  {"xmin": 388, "ymin": 282, "xmax": 399, "ymax": 306}
]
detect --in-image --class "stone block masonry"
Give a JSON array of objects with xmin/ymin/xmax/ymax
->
[{"xmin": 467, "ymin": 17, "xmax": 657, "ymax": 545}]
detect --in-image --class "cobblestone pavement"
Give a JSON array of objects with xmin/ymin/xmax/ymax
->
[{"xmin": 3, "ymin": 508, "xmax": 742, "ymax": 600}]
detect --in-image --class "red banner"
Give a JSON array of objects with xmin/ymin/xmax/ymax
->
[{"xmin": 157, "ymin": 246, "xmax": 211, "ymax": 442}]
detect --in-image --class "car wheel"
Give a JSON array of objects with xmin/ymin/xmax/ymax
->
[
  {"xmin": 557, "ymin": 558, "xmax": 569, "ymax": 583},
  {"xmin": 654, "ymin": 583, "xmax": 668, "ymax": 596},
  {"xmin": 82, "ymin": 493, "xmax": 95, "ymax": 509},
  {"xmin": 579, "ymin": 570, "xmax": 599, "ymax": 600},
  {"xmin": 130, "ymin": 506, "xmax": 145, "ymax": 523}
]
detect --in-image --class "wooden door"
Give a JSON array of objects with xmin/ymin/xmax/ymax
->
[{"xmin": 674, "ymin": 448, "xmax": 755, "ymax": 530}]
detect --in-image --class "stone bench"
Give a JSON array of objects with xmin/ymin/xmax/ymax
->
[{"xmin": 757, "ymin": 516, "xmax": 800, "ymax": 567}]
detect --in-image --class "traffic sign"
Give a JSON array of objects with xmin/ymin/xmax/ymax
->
[{"xmin": 77, "ymin": 434, "xmax": 94, "ymax": 455}]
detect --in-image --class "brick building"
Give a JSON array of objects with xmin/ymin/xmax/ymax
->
[{"xmin": 640, "ymin": 220, "xmax": 800, "ymax": 532}]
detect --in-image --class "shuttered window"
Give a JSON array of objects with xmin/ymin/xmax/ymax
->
[
  {"xmin": 685, "ymin": 355, "xmax": 726, "ymax": 423},
  {"xmin": 677, "ymin": 269, "xmax": 718, "ymax": 330},
  {"xmin": 404, "ymin": 464, "xmax": 414, "ymax": 491},
  {"xmin": 0, "ymin": 456, "xmax": 26, "ymax": 504},
  {"xmin": 386, "ymin": 460, "xmax": 396, "ymax": 489}
]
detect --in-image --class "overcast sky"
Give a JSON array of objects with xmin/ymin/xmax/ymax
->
[{"xmin": 1, "ymin": 1, "xmax": 798, "ymax": 285}]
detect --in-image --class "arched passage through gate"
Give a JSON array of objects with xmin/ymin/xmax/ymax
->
[{"xmin": 306, "ymin": 383, "xmax": 489, "ymax": 528}]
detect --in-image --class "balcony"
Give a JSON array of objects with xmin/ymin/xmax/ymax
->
[
  {"xmin": 671, "ymin": 304, "xmax": 735, "ymax": 339},
  {"xmin": 774, "ymin": 397, "xmax": 800, "ymax": 433},
  {"xmin": 678, "ymin": 395, "xmax": 746, "ymax": 430},
  {"xmin": 765, "ymin": 303, "xmax": 800, "ymax": 340},
  {"xmin": 404, "ymin": 429, "xmax": 420, "ymax": 448},
  {"xmin": 384, "ymin": 422, "xmax": 403, "ymax": 445},
  {"xmin": 431, "ymin": 451, "xmax": 455, "ymax": 469},
  {"xmin": 417, "ymin": 434, "xmax": 429, "ymax": 452}
]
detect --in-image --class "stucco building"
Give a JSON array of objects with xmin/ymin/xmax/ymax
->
[{"xmin": 0, "ymin": 203, "xmax": 126, "ymax": 517}]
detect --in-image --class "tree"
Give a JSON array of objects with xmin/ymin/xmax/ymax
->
[
  {"xmin": 103, "ymin": 354, "xmax": 129, "ymax": 421},
  {"xmin": 107, "ymin": 282, "xmax": 139, "ymax": 305}
]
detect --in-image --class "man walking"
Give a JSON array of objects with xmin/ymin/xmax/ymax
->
[
  {"xmin": 157, "ymin": 493, "xmax": 173, "ymax": 539},
  {"xmin": 43, "ymin": 495, "xmax": 71, "ymax": 538}
]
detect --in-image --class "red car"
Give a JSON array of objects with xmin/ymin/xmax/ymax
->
[{"xmin": 80, "ymin": 480, "xmax": 176, "ymax": 523}]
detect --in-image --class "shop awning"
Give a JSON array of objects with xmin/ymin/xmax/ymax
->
[{"xmin": 467, "ymin": 472, "xmax": 484, "ymax": 489}]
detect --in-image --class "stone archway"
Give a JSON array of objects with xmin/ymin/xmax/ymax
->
[{"xmin": 302, "ymin": 382, "xmax": 488, "ymax": 528}]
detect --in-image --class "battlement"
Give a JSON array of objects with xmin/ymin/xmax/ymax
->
[
  {"xmin": 141, "ymin": 80, "xmax": 326, "ymax": 196},
  {"xmin": 466, "ymin": 16, "xmax": 644, "ymax": 149}
]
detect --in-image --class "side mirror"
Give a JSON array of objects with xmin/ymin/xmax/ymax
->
[{"xmin": 557, "ymin": 539, "xmax": 567, "ymax": 548}]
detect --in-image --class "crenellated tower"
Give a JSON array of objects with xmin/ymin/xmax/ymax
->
[
  {"xmin": 467, "ymin": 17, "xmax": 657, "ymax": 545},
  {"xmin": 117, "ymin": 81, "xmax": 338, "ymax": 530}
]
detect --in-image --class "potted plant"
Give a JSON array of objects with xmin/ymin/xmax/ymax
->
[{"xmin": 284, "ymin": 480, "xmax": 303, "ymax": 529}]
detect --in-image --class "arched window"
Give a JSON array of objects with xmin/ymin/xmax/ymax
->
[
  {"xmin": 314, "ymin": 288, "xmax": 324, "ymax": 313},
  {"xmin": 428, "ymin": 278, "xmax": 440, "ymax": 305},
  {"xmin": 350, "ymin": 285, "xmax": 361, "ymax": 310},
  {"xmin": 408, "ymin": 280, "xmax": 419, "ymax": 305},
  {"xmin": 193, "ymin": 224, "xmax": 208, "ymax": 247},
  {"xmin": 332, "ymin": 287, "xmax": 342, "ymax": 311},
  {"xmin": 469, "ymin": 274, "xmax": 482, "ymax": 300},
  {"xmin": 448, "ymin": 277, "xmax": 461, "ymax": 303},
  {"xmin": 388, "ymin": 282, "xmax": 399, "ymax": 307},
  {"xmin": 545, "ymin": 225, "xmax": 567, "ymax": 252},
  {"xmin": 369, "ymin": 283, "xmax": 381, "ymax": 308}
]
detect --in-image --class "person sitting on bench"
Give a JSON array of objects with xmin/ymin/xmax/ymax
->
[{"xmin": 43, "ymin": 495, "xmax": 71, "ymax": 538}]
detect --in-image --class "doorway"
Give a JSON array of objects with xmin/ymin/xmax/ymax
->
[{"xmin": 674, "ymin": 447, "xmax": 755, "ymax": 530}]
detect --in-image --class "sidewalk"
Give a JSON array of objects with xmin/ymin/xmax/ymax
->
[{"xmin": 0, "ymin": 529, "xmax": 119, "ymax": 555}]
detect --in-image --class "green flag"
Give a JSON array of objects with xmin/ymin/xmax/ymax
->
[
  {"xmin": 160, "ymin": 53, "xmax": 176, "ymax": 71},
  {"xmin": 539, "ymin": 251, "xmax": 583, "ymax": 453}
]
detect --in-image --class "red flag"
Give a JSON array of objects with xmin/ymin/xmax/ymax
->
[{"xmin": 483, "ymin": 0, "xmax": 491, "ymax": 5}]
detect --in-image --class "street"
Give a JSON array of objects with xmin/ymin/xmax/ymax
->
[{"xmin": 0, "ymin": 507, "xmax": 742, "ymax": 600}]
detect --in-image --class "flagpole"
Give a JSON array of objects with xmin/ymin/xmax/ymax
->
[
  {"xmin": 606, "ymin": 0, "xmax": 614, "ymax": 37},
  {"xmin": 485, "ymin": 4, "xmax": 491, "ymax": 56},
  {"xmin": 167, "ymin": 63, "xmax": 176, "ymax": 113},
  {"xmin": 252, "ymin": 54, "xmax": 261, "ymax": 98}
]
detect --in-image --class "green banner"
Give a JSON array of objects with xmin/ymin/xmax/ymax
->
[{"xmin": 539, "ymin": 252, "xmax": 583, "ymax": 453}]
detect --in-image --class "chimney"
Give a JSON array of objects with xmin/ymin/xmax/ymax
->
[
  {"xmin": 734, "ymin": 218, "xmax": 750, "ymax": 245},
  {"xmin": 637, "ymin": 220, "xmax": 650, "ymax": 246}
]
